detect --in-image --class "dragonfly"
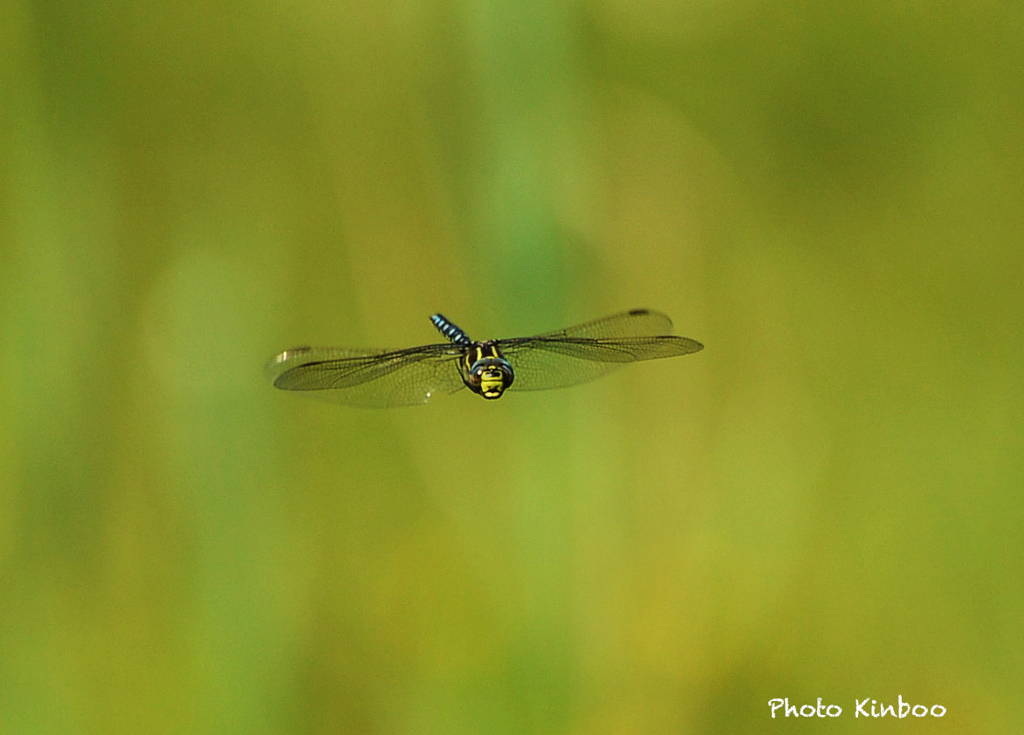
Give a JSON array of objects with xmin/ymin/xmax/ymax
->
[{"xmin": 266, "ymin": 308, "xmax": 703, "ymax": 407}]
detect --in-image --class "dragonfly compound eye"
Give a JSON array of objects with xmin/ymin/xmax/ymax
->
[{"xmin": 469, "ymin": 358, "xmax": 515, "ymax": 399}]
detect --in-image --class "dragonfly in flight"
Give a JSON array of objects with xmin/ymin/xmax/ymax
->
[{"xmin": 266, "ymin": 309, "xmax": 702, "ymax": 407}]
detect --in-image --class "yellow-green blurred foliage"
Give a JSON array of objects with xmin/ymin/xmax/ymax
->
[{"xmin": 3, "ymin": 0, "xmax": 1022, "ymax": 732}]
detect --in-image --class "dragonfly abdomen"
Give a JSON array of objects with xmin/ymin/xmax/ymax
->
[{"xmin": 431, "ymin": 313, "xmax": 472, "ymax": 345}]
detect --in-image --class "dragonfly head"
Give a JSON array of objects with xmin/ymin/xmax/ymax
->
[{"xmin": 467, "ymin": 356, "xmax": 515, "ymax": 400}]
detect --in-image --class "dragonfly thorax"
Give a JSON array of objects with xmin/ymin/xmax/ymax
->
[{"xmin": 461, "ymin": 342, "xmax": 515, "ymax": 400}]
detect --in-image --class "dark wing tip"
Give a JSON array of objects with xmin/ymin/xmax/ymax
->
[
  {"xmin": 265, "ymin": 347, "xmax": 317, "ymax": 386},
  {"xmin": 629, "ymin": 308, "xmax": 674, "ymax": 331}
]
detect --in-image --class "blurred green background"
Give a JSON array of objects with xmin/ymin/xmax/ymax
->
[{"xmin": 3, "ymin": 0, "xmax": 1022, "ymax": 732}]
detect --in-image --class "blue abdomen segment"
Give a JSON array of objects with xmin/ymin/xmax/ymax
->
[{"xmin": 430, "ymin": 314, "xmax": 472, "ymax": 345}]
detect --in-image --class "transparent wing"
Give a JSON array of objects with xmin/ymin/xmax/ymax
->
[
  {"xmin": 527, "ymin": 309, "xmax": 676, "ymax": 340},
  {"xmin": 500, "ymin": 336, "xmax": 702, "ymax": 391},
  {"xmin": 265, "ymin": 344, "xmax": 466, "ymax": 407},
  {"xmin": 496, "ymin": 310, "xmax": 702, "ymax": 392}
]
